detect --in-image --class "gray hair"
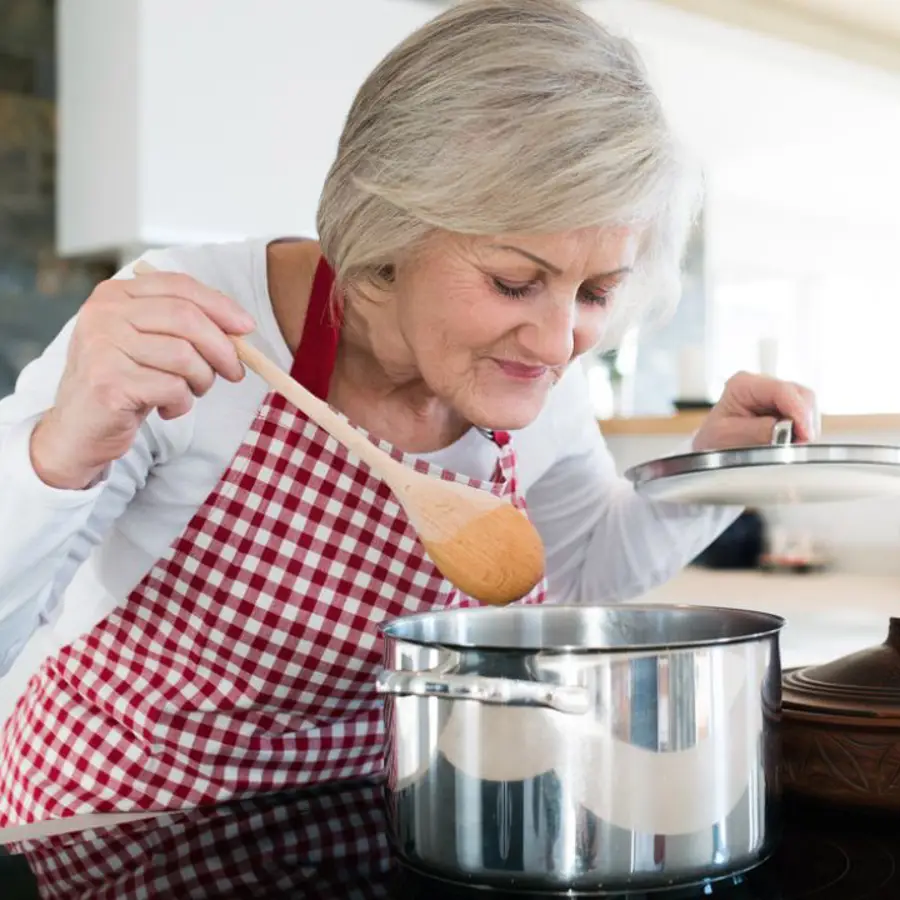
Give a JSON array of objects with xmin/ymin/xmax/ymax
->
[{"xmin": 316, "ymin": 0, "xmax": 700, "ymax": 347}]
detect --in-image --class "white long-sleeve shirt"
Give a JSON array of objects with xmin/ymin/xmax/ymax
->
[{"xmin": 0, "ymin": 238, "xmax": 739, "ymax": 726}]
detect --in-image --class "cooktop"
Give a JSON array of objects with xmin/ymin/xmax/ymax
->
[{"xmin": 1, "ymin": 779, "xmax": 898, "ymax": 899}]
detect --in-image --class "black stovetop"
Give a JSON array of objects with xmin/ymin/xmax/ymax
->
[
  {"xmin": 394, "ymin": 797, "xmax": 900, "ymax": 900},
  {"xmin": 1, "ymin": 780, "xmax": 898, "ymax": 899}
]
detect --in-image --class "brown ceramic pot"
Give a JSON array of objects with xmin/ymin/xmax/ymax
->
[{"xmin": 782, "ymin": 617, "xmax": 900, "ymax": 812}]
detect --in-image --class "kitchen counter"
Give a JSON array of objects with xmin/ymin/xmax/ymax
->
[{"xmin": 636, "ymin": 567, "xmax": 900, "ymax": 669}]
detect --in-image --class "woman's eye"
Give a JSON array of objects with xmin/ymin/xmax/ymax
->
[
  {"xmin": 579, "ymin": 287, "xmax": 611, "ymax": 307},
  {"xmin": 492, "ymin": 277, "xmax": 611, "ymax": 306},
  {"xmin": 492, "ymin": 278, "xmax": 535, "ymax": 299}
]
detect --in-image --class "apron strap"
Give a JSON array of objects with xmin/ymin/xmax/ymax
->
[
  {"xmin": 289, "ymin": 255, "xmax": 340, "ymax": 400},
  {"xmin": 287, "ymin": 257, "xmax": 513, "ymax": 453}
]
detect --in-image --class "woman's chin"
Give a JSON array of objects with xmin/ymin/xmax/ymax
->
[{"xmin": 466, "ymin": 390, "xmax": 552, "ymax": 433}]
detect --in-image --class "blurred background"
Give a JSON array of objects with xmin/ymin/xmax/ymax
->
[{"xmin": 2, "ymin": 0, "xmax": 900, "ymax": 573}]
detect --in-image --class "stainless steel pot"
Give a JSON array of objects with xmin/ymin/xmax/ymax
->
[{"xmin": 376, "ymin": 603, "xmax": 784, "ymax": 894}]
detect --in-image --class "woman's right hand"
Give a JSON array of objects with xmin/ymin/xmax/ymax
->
[{"xmin": 30, "ymin": 267, "xmax": 256, "ymax": 490}]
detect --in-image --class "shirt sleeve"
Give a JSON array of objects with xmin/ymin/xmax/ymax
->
[
  {"xmin": 0, "ymin": 253, "xmax": 190, "ymax": 675},
  {"xmin": 0, "ymin": 318, "xmax": 106, "ymax": 672},
  {"xmin": 525, "ymin": 363, "xmax": 741, "ymax": 605}
]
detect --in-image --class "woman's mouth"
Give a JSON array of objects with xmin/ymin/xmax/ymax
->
[{"xmin": 493, "ymin": 359, "xmax": 549, "ymax": 381}]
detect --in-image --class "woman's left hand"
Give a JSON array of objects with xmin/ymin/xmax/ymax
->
[{"xmin": 692, "ymin": 372, "xmax": 820, "ymax": 452}]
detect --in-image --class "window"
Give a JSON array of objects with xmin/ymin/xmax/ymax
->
[{"xmin": 710, "ymin": 276, "xmax": 900, "ymax": 414}]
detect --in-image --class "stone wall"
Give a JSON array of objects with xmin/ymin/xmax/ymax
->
[{"xmin": 0, "ymin": 0, "xmax": 115, "ymax": 398}]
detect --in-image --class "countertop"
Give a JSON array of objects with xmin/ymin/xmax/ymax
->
[{"xmin": 636, "ymin": 567, "xmax": 900, "ymax": 669}]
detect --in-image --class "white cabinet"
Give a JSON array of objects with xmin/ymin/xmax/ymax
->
[{"xmin": 57, "ymin": 0, "xmax": 445, "ymax": 257}]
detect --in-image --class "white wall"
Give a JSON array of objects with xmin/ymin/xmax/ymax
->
[
  {"xmin": 137, "ymin": 0, "xmax": 444, "ymax": 246},
  {"xmin": 706, "ymin": 195, "xmax": 900, "ymax": 283},
  {"xmin": 589, "ymin": 0, "xmax": 900, "ymax": 283},
  {"xmin": 589, "ymin": 0, "xmax": 900, "ymax": 418}
]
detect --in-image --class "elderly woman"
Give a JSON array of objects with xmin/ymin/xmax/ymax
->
[{"xmin": 0, "ymin": 0, "xmax": 815, "ymax": 827}]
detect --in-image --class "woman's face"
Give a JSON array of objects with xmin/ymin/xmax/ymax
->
[{"xmin": 386, "ymin": 227, "xmax": 639, "ymax": 430}]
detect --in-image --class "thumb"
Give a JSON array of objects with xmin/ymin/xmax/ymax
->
[{"xmin": 694, "ymin": 415, "xmax": 780, "ymax": 452}]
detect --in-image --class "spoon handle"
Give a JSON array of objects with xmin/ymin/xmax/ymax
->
[
  {"xmin": 131, "ymin": 260, "xmax": 399, "ymax": 482},
  {"xmin": 232, "ymin": 336, "xmax": 398, "ymax": 477}
]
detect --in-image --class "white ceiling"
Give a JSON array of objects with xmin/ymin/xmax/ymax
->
[
  {"xmin": 782, "ymin": 0, "xmax": 900, "ymax": 39},
  {"xmin": 649, "ymin": 0, "xmax": 900, "ymax": 72}
]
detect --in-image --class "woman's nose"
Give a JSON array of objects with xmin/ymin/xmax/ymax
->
[{"xmin": 517, "ymin": 297, "xmax": 576, "ymax": 367}]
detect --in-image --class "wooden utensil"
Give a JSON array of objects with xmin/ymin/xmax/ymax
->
[{"xmin": 132, "ymin": 260, "xmax": 545, "ymax": 605}]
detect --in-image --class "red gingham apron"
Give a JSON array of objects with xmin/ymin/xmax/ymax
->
[{"xmin": 0, "ymin": 255, "xmax": 546, "ymax": 833}]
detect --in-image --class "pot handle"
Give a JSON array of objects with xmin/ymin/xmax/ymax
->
[{"xmin": 375, "ymin": 669, "xmax": 590, "ymax": 715}]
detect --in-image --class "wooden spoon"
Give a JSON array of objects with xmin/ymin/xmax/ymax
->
[{"xmin": 132, "ymin": 260, "xmax": 545, "ymax": 605}]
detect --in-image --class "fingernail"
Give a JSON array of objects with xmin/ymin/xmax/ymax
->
[{"xmin": 239, "ymin": 312, "xmax": 256, "ymax": 331}]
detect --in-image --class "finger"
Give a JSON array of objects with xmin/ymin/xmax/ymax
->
[
  {"xmin": 126, "ymin": 298, "xmax": 246, "ymax": 383},
  {"xmin": 697, "ymin": 415, "xmax": 780, "ymax": 451},
  {"xmin": 126, "ymin": 269, "xmax": 256, "ymax": 336},
  {"xmin": 126, "ymin": 368, "xmax": 196, "ymax": 421},
  {"xmin": 723, "ymin": 372, "xmax": 784, "ymax": 413},
  {"xmin": 724, "ymin": 373, "xmax": 817, "ymax": 443},
  {"xmin": 120, "ymin": 332, "xmax": 217, "ymax": 398}
]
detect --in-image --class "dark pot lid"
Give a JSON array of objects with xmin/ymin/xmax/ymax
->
[{"xmin": 783, "ymin": 618, "xmax": 900, "ymax": 722}]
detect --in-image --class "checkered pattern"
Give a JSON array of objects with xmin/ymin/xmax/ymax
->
[
  {"xmin": 0, "ymin": 389, "xmax": 546, "ymax": 841},
  {"xmin": 18, "ymin": 780, "xmax": 393, "ymax": 899}
]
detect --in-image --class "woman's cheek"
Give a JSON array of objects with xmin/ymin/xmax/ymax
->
[{"xmin": 573, "ymin": 307, "xmax": 610, "ymax": 356}]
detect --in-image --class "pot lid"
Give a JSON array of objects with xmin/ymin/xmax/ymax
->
[
  {"xmin": 782, "ymin": 618, "xmax": 900, "ymax": 720},
  {"xmin": 625, "ymin": 419, "xmax": 900, "ymax": 506}
]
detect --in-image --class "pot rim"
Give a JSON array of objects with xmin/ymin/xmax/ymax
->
[{"xmin": 379, "ymin": 603, "xmax": 785, "ymax": 654}]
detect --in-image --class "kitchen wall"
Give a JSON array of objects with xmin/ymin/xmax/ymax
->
[
  {"xmin": 9, "ymin": 0, "xmax": 899, "ymax": 423},
  {"xmin": 0, "ymin": 0, "xmax": 115, "ymax": 399},
  {"xmin": 603, "ymin": 0, "xmax": 900, "ymax": 420},
  {"xmin": 628, "ymin": 213, "xmax": 708, "ymax": 415}
]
